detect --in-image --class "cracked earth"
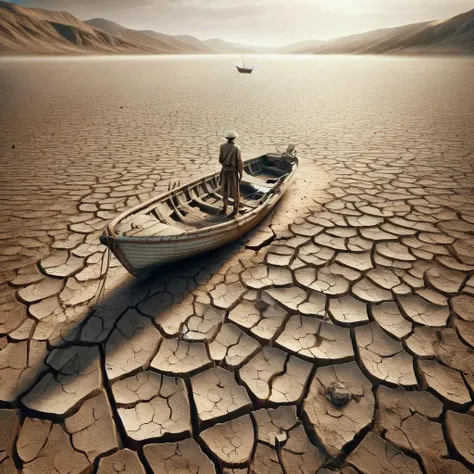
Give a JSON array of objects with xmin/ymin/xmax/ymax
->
[{"xmin": 0, "ymin": 56, "xmax": 474, "ymax": 473}]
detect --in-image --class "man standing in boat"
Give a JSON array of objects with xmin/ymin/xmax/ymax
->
[{"xmin": 219, "ymin": 131, "xmax": 243, "ymax": 217}]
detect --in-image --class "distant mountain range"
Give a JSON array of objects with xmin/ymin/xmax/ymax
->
[
  {"xmin": 86, "ymin": 18, "xmax": 270, "ymax": 54},
  {"xmin": 0, "ymin": 1, "xmax": 266, "ymax": 55},
  {"xmin": 0, "ymin": 0, "xmax": 473, "ymax": 56},
  {"xmin": 278, "ymin": 39, "xmax": 326, "ymax": 54},
  {"xmin": 294, "ymin": 8, "xmax": 474, "ymax": 55}
]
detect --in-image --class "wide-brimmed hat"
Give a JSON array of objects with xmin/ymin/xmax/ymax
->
[{"xmin": 225, "ymin": 130, "xmax": 238, "ymax": 139}]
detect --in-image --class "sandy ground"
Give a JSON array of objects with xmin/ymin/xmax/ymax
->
[{"xmin": 0, "ymin": 55, "xmax": 474, "ymax": 473}]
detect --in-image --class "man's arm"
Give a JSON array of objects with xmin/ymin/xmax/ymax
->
[
  {"xmin": 219, "ymin": 146, "xmax": 224, "ymax": 164},
  {"xmin": 237, "ymin": 148, "xmax": 243, "ymax": 180}
]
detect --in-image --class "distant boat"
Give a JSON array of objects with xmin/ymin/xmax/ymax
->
[{"xmin": 236, "ymin": 55, "xmax": 254, "ymax": 74}]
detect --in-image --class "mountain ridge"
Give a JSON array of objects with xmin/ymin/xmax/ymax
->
[
  {"xmin": 1, "ymin": 1, "xmax": 473, "ymax": 56},
  {"xmin": 0, "ymin": 1, "xmax": 163, "ymax": 54},
  {"xmin": 294, "ymin": 8, "xmax": 474, "ymax": 55},
  {"xmin": 278, "ymin": 39, "xmax": 326, "ymax": 54},
  {"xmin": 0, "ymin": 2, "xmax": 265, "ymax": 55},
  {"xmin": 85, "ymin": 18, "xmax": 213, "ymax": 54}
]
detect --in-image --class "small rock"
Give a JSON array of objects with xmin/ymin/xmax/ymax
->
[{"xmin": 326, "ymin": 382, "xmax": 351, "ymax": 407}]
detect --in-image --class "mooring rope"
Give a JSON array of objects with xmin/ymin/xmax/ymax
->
[{"xmin": 90, "ymin": 228, "xmax": 113, "ymax": 310}]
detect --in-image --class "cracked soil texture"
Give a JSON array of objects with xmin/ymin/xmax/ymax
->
[{"xmin": 0, "ymin": 55, "xmax": 473, "ymax": 473}]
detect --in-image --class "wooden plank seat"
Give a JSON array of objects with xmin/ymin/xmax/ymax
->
[
  {"xmin": 151, "ymin": 204, "xmax": 180, "ymax": 227},
  {"xmin": 116, "ymin": 214, "xmax": 154, "ymax": 235},
  {"xmin": 117, "ymin": 214, "xmax": 186, "ymax": 237},
  {"xmin": 242, "ymin": 174, "xmax": 275, "ymax": 189},
  {"xmin": 193, "ymin": 196, "xmax": 222, "ymax": 215},
  {"xmin": 175, "ymin": 210, "xmax": 231, "ymax": 229},
  {"xmin": 175, "ymin": 193, "xmax": 196, "ymax": 215},
  {"xmin": 128, "ymin": 221, "xmax": 186, "ymax": 237}
]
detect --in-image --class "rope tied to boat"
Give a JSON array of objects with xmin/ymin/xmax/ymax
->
[{"xmin": 90, "ymin": 226, "xmax": 114, "ymax": 309}]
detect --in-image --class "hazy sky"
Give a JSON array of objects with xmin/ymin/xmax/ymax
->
[{"xmin": 12, "ymin": 0, "xmax": 474, "ymax": 46}]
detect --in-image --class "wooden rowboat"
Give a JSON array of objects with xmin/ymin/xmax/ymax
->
[
  {"xmin": 236, "ymin": 66, "xmax": 254, "ymax": 74},
  {"xmin": 236, "ymin": 54, "xmax": 254, "ymax": 74},
  {"xmin": 100, "ymin": 146, "xmax": 299, "ymax": 276}
]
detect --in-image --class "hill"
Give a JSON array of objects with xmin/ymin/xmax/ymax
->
[
  {"xmin": 204, "ymin": 38, "xmax": 271, "ymax": 54},
  {"xmin": 294, "ymin": 8, "xmax": 474, "ymax": 55},
  {"xmin": 278, "ymin": 39, "xmax": 326, "ymax": 54},
  {"xmin": 87, "ymin": 23, "xmax": 273, "ymax": 54},
  {"xmin": 86, "ymin": 18, "xmax": 213, "ymax": 54},
  {"xmin": 0, "ymin": 2, "xmax": 257, "ymax": 55},
  {"xmin": 0, "ymin": 1, "xmax": 151, "ymax": 55}
]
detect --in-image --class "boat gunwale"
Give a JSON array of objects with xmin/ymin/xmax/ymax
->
[{"xmin": 104, "ymin": 155, "xmax": 299, "ymax": 243}]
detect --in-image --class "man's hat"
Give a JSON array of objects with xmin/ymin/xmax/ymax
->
[{"xmin": 225, "ymin": 130, "xmax": 238, "ymax": 139}]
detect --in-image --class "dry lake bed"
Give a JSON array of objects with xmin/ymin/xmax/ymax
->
[{"xmin": 0, "ymin": 54, "xmax": 474, "ymax": 473}]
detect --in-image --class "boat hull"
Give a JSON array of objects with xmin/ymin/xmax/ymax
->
[
  {"xmin": 236, "ymin": 66, "xmax": 253, "ymax": 74},
  {"xmin": 105, "ymin": 198, "xmax": 276, "ymax": 274},
  {"xmin": 101, "ymin": 154, "xmax": 298, "ymax": 275}
]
